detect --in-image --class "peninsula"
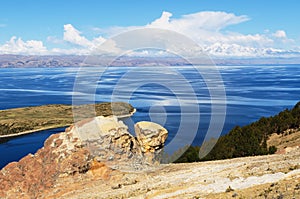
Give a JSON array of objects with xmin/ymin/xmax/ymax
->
[{"xmin": 0, "ymin": 102, "xmax": 135, "ymax": 138}]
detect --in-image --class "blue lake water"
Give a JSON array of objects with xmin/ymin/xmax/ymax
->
[{"xmin": 0, "ymin": 65, "xmax": 299, "ymax": 168}]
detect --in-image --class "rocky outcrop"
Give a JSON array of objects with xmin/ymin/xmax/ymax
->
[
  {"xmin": 135, "ymin": 121, "xmax": 168, "ymax": 164},
  {"xmin": 0, "ymin": 127, "xmax": 91, "ymax": 198},
  {"xmin": 0, "ymin": 116, "xmax": 168, "ymax": 198}
]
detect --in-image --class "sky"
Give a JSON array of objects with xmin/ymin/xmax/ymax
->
[{"xmin": 0, "ymin": 0, "xmax": 300, "ymax": 57}]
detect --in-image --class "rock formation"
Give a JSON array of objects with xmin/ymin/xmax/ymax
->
[
  {"xmin": 0, "ymin": 116, "xmax": 168, "ymax": 198},
  {"xmin": 135, "ymin": 121, "xmax": 168, "ymax": 164}
]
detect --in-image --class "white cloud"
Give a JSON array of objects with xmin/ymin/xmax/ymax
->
[
  {"xmin": 148, "ymin": 11, "xmax": 250, "ymax": 32},
  {"xmin": 270, "ymin": 30, "xmax": 294, "ymax": 49},
  {"xmin": 144, "ymin": 11, "xmax": 283, "ymax": 52},
  {"xmin": 0, "ymin": 11, "xmax": 299, "ymax": 57},
  {"xmin": 90, "ymin": 38, "xmax": 121, "ymax": 55},
  {"xmin": 142, "ymin": 11, "xmax": 297, "ymax": 57},
  {"xmin": 0, "ymin": 36, "xmax": 47, "ymax": 55},
  {"xmin": 46, "ymin": 36, "xmax": 63, "ymax": 44},
  {"xmin": 150, "ymin": 11, "xmax": 173, "ymax": 28},
  {"xmin": 0, "ymin": 24, "xmax": 6, "ymax": 28},
  {"xmin": 144, "ymin": 12, "xmax": 294, "ymax": 57},
  {"xmin": 46, "ymin": 24, "xmax": 108, "ymax": 55},
  {"xmin": 85, "ymin": 11, "xmax": 283, "ymax": 57},
  {"xmin": 63, "ymin": 24, "xmax": 93, "ymax": 47},
  {"xmin": 273, "ymin": 30, "xmax": 287, "ymax": 38},
  {"xmin": 62, "ymin": 24, "xmax": 107, "ymax": 53}
]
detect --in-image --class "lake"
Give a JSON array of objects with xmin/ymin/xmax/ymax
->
[{"xmin": 0, "ymin": 65, "xmax": 299, "ymax": 168}]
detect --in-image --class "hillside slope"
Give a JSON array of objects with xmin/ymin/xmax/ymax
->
[
  {"xmin": 1, "ymin": 117, "xmax": 299, "ymax": 198},
  {"xmin": 28, "ymin": 142, "xmax": 300, "ymax": 198}
]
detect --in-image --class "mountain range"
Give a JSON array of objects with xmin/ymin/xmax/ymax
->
[{"xmin": 1, "ymin": 54, "xmax": 300, "ymax": 68}]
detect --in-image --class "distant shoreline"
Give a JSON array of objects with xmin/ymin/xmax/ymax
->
[
  {"xmin": 117, "ymin": 108, "xmax": 136, "ymax": 119},
  {"xmin": 1, "ymin": 55, "xmax": 300, "ymax": 68},
  {"xmin": 0, "ymin": 125, "xmax": 68, "ymax": 139}
]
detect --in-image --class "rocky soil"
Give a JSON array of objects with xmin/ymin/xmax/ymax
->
[
  {"xmin": 43, "ymin": 149, "xmax": 299, "ymax": 199},
  {"xmin": 268, "ymin": 129, "xmax": 300, "ymax": 154}
]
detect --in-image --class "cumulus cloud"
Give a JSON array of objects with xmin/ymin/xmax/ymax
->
[
  {"xmin": 149, "ymin": 11, "xmax": 250, "ymax": 32},
  {"xmin": 100, "ymin": 11, "xmax": 295, "ymax": 57},
  {"xmin": 0, "ymin": 11, "xmax": 298, "ymax": 57},
  {"xmin": 150, "ymin": 11, "xmax": 173, "ymax": 28},
  {"xmin": 61, "ymin": 24, "xmax": 107, "ymax": 54},
  {"xmin": 273, "ymin": 30, "xmax": 287, "ymax": 38},
  {"xmin": 270, "ymin": 30, "xmax": 294, "ymax": 49},
  {"xmin": 63, "ymin": 24, "xmax": 93, "ymax": 47},
  {"xmin": 0, "ymin": 36, "xmax": 47, "ymax": 55},
  {"xmin": 144, "ymin": 11, "xmax": 281, "ymax": 52},
  {"xmin": 143, "ymin": 11, "xmax": 297, "ymax": 57}
]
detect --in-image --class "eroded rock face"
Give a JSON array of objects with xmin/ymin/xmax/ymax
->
[
  {"xmin": 0, "ymin": 116, "xmax": 168, "ymax": 198},
  {"xmin": 0, "ymin": 125, "xmax": 91, "ymax": 198},
  {"xmin": 135, "ymin": 121, "xmax": 168, "ymax": 152},
  {"xmin": 135, "ymin": 121, "xmax": 168, "ymax": 164}
]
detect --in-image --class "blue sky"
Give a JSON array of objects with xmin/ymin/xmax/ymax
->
[{"xmin": 0, "ymin": 0, "xmax": 300, "ymax": 57}]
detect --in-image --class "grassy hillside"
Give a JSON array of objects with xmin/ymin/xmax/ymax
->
[{"xmin": 175, "ymin": 101, "xmax": 300, "ymax": 162}]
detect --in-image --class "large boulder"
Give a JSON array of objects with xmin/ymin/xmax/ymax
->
[{"xmin": 135, "ymin": 121, "xmax": 168, "ymax": 164}]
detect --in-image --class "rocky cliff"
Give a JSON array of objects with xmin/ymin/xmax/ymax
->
[{"xmin": 0, "ymin": 116, "xmax": 168, "ymax": 198}]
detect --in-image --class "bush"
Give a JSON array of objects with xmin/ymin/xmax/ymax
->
[{"xmin": 268, "ymin": 146, "xmax": 277, "ymax": 154}]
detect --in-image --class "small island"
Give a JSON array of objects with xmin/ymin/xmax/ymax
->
[{"xmin": 0, "ymin": 102, "xmax": 135, "ymax": 138}]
